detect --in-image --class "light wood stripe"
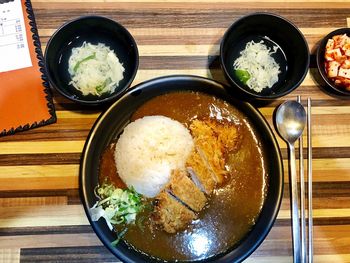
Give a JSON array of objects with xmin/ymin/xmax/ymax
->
[
  {"xmin": 274, "ymin": 133, "xmax": 350, "ymax": 149},
  {"xmin": 41, "ymin": 45, "xmax": 220, "ymax": 56},
  {"xmin": 246, "ymin": 254, "xmax": 350, "ymax": 263},
  {"xmin": 39, "ymin": 28, "xmax": 341, "ymax": 54},
  {"xmin": 42, "ymin": 68, "xmax": 323, "ymax": 89},
  {"xmin": 0, "ymin": 205, "xmax": 88, "ymax": 228},
  {"xmin": 56, "ymin": 111, "xmax": 100, "ymax": 119},
  {"xmin": 1, "ymin": 129, "xmax": 350, "ymax": 154},
  {"xmin": 282, "ymin": 159, "xmax": 350, "ymax": 183},
  {"xmin": 0, "ymin": 249, "xmax": 20, "ymax": 263},
  {"xmin": 0, "ymin": 165, "xmax": 78, "ymax": 191},
  {"xmin": 0, "ymin": 141, "xmax": 84, "ymax": 154},
  {"xmin": 138, "ymin": 45, "xmax": 219, "ymax": 56},
  {"xmin": 0, "ymin": 234, "xmax": 101, "ymax": 249},
  {"xmin": 31, "ymin": 2, "xmax": 350, "ymax": 9},
  {"xmin": 277, "ymin": 208, "xmax": 350, "ymax": 219},
  {"xmin": 0, "ymin": 158, "xmax": 349, "ymax": 192},
  {"xmin": 38, "ymin": 27, "xmax": 341, "ymax": 38},
  {"xmin": 0, "ymin": 239, "xmax": 349, "ymax": 262},
  {"xmin": 0, "ymin": 204, "xmax": 349, "ymax": 228}
]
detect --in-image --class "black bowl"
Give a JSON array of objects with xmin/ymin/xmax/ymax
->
[
  {"xmin": 220, "ymin": 12, "xmax": 309, "ymax": 100},
  {"xmin": 45, "ymin": 16, "xmax": 139, "ymax": 105},
  {"xmin": 316, "ymin": 28, "xmax": 350, "ymax": 97},
  {"xmin": 80, "ymin": 75, "xmax": 283, "ymax": 263}
]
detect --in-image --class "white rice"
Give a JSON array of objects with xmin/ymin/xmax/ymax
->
[{"xmin": 114, "ymin": 116, "xmax": 194, "ymax": 198}]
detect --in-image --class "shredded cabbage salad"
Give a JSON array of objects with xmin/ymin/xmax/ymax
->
[
  {"xmin": 233, "ymin": 40, "xmax": 281, "ymax": 92},
  {"xmin": 68, "ymin": 42, "xmax": 125, "ymax": 96},
  {"xmin": 89, "ymin": 183, "xmax": 145, "ymax": 232}
]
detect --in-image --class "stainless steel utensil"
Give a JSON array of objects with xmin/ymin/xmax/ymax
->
[
  {"xmin": 276, "ymin": 100, "xmax": 307, "ymax": 263},
  {"xmin": 308, "ymin": 98, "xmax": 313, "ymax": 263},
  {"xmin": 297, "ymin": 96, "xmax": 307, "ymax": 263}
]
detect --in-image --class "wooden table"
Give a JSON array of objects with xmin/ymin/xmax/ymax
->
[{"xmin": 1, "ymin": 0, "xmax": 350, "ymax": 262}]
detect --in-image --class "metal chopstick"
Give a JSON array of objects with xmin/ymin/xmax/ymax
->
[
  {"xmin": 308, "ymin": 98, "xmax": 313, "ymax": 263},
  {"xmin": 297, "ymin": 96, "xmax": 307, "ymax": 263}
]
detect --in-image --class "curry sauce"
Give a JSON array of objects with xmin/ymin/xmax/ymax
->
[{"xmin": 99, "ymin": 91, "xmax": 267, "ymax": 261}]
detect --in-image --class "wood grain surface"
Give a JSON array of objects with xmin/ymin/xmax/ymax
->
[{"xmin": 1, "ymin": 0, "xmax": 350, "ymax": 262}]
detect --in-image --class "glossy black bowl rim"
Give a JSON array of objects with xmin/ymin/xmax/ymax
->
[
  {"xmin": 220, "ymin": 12, "xmax": 310, "ymax": 100},
  {"xmin": 44, "ymin": 15, "xmax": 139, "ymax": 106},
  {"xmin": 80, "ymin": 75, "xmax": 284, "ymax": 263},
  {"xmin": 316, "ymin": 27, "xmax": 350, "ymax": 96}
]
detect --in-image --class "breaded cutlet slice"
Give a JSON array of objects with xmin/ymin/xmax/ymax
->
[
  {"xmin": 205, "ymin": 119, "xmax": 239, "ymax": 153},
  {"xmin": 166, "ymin": 169, "xmax": 207, "ymax": 212},
  {"xmin": 152, "ymin": 191, "xmax": 196, "ymax": 234},
  {"xmin": 186, "ymin": 149, "xmax": 216, "ymax": 195},
  {"xmin": 189, "ymin": 119, "xmax": 239, "ymax": 184},
  {"xmin": 190, "ymin": 119, "xmax": 227, "ymax": 183}
]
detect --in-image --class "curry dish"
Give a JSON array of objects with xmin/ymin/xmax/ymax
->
[{"xmin": 99, "ymin": 91, "xmax": 267, "ymax": 261}]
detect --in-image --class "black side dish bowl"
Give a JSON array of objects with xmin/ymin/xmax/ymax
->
[
  {"xmin": 80, "ymin": 75, "xmax": 283, "ymax": 263},
  {"xmin": 316, "ymin": 28, "xmax": 350, "ymax": 97},
  {"xmin": 220, "ymin": 13, "xmax": 310, "ymax": 100},
  {"xmin": 45, "ymin": 15, "xmax": 139, "ymax": 105}
]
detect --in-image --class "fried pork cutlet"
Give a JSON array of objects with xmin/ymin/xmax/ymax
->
[
  {"xmin": 206, "ymin": 119, "xmax": 239, "ymax": 153},
  {"xmin": 152, "ymin": 191, "xmax": 196, "ymax": 234},
  {"xmin": 166, "ymin": 169, "xmax": 207, "ymax": 212},
  {"xmin": 153, "ymin": 119, "xmax": 239, "ymax": 234},
  {"xmin": 189, "ymin": 119, "xmax": 239, "ymax": 184},
  {"xmin": 186, "ymin": 149, "xmax": 216, "ymax": 195}
]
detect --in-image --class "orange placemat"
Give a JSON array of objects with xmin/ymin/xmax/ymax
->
[{"xmin": 0, "ymin": 0, "xmax": 56, "ymax": 136}]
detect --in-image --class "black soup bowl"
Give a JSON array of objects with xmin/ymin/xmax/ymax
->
[
  {"xmin": 45, "ymin": 16, "xmax": 139, "ymax": 106},
  {"xmin": 220, "ymin": 13, "xmax": 310, "ymax": 100},
  {"xmin": 80, "ymin": 75, "xmax": 283, "ymax": 263}
]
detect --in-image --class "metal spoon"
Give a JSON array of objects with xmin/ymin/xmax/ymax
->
[{"xmin": 276, "ymin": 100, "xmax": 306, "ymax": 263}]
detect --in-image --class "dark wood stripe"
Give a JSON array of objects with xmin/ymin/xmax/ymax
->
[
  {"xmin": 280, "ymin": 147, "xmax": 350, "ymax": 159},
  {"xmin": 0, "ymin": 189, "xmax": 81, "ymax": 204},
  {"xmin": 40, "ymin": 34, "xmax": 223, "ymax": 46},
  {"xmin": 273, "ymin": 217, "xmax": 350, "ymax": 227},
  {"xmin": 32, "ymin": 8, "xmax": 350, "ymax": 30},
  {"xmin": 1, "ymin": 182, "xmax": 350, "ymax": 199},
  {"xmin": 52, "ymin": 97, "xmax": 350, "ymax": 111},
  {"xmin": 32, "ymin": 2, "xmax": 350, "ymax": 10},
  {"xmin": 140, "ymin": 56, "xmax": 219, "ymax": 70},
  {"xmin": 0, "ymin": 153, "xmax": 80, "ymax": 166},
  {"xmin": 312, "ymin": 182, "xmax": 350, "ymax": 197},
  {"xmin": 282, "ymin": 182, "xmax": 350, "ymax": 198},
  {"xmin": 17, "ymin": 223, "xmax": 350, "ymax": 261},
  {"xmin": 0, "ymin": 128, "xmax": 90, "ymax": 142},
  {"xmin": 1, "ymin": 214, "xmax": 349, "ymax": 238},
  {"xmin": 0, "ymin": 214, "xmax": 349, "ymax": 237},
  {"xmin": 0, "ymin": 225, "xmax": 93, "ymax": 237}
]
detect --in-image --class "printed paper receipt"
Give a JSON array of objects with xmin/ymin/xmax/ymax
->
[{"xmin": 0, "ymin": 0, "xmax": 32, "ymax": 73}]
